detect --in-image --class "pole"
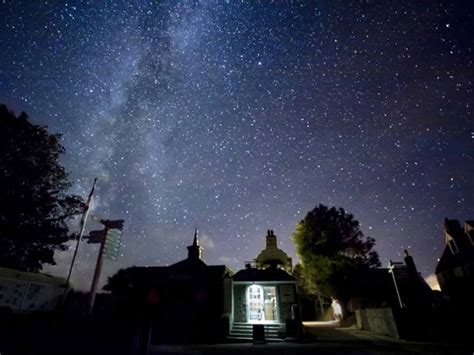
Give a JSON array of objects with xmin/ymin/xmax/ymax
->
[
  {"xmin": 88, "ymin": 227, "xmax": 107, "ymax": 315},
  {"xmin": 389, "ymin": 261, "xmax": 404, "ymax": 309},
  {"xmin": 63, "ymin": 178, "xmax": 98, "ymax": 300}
]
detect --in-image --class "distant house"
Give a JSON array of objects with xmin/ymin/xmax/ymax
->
[
  {"xmin": 105, "ymin": 230, "xmax": 233, "ymax": 343},
  {"xmin": 229, "ymin": 230, "xmax": 299, "ymax": 340},
  {"xmin": 349, "ymin": 250, "xmax": 433, "ymax": 311},
  {"xmin": 435, "ymin": 219, "xmax": 474, "ymax": 304},
  {"xmin": 350, "ymin": 251, "xmax": 435, "ymax": 339}
]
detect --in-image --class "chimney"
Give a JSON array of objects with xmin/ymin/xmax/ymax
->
[
  {"xmin": 266, "ymin": 229, "xmax": 277, "ymax": 248},
  {"xmin": 404, "ymin": 249, "xmax": 418, "ymax": 275}
]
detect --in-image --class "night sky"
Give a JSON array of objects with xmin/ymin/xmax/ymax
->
[{"xmin": 1, "ymin": 1, "xmax": 473, "ymax": 290}]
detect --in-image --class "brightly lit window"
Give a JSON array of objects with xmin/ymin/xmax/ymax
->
[{"xmin": 247, "ymin": 285, "xmax": 278, "ymax": 323}]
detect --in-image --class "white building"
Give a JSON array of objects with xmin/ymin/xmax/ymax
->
[{"xmin": 0, "ymin": 267, "xmax": 67, "ymax": 311}]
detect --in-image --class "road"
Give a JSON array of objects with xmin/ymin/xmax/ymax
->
[{"xmin": 149, "ymin": 321, "xmax": 473, "ymax": 354}]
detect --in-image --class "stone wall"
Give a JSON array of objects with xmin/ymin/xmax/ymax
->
[{"xmin": 355, "ymin": 307, "xmax": 399, "ymax": 338}]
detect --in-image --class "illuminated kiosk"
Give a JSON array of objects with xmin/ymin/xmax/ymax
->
[{"xmin": 229, "ymin": 230, "xmax": 298, "ymax": 340}]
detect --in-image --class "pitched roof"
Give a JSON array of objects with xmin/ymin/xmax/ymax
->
[
  {"xmin": 170, "ymin": 257, "xmax": 208, "ymax": 270},
  {"xmin": 436, "ymin": 244, "xmax": 474, "ymax": 273},
  {"xmin": 444, "ymin": 219, "xmax": 465, "ymax": 245},
  {"xmin": 232, "ymin": 267, "xmax": 295, "ymax": 282},
  {"xmin": 436, "ymin": 219, "xmax": 474, "ymax": 273}
]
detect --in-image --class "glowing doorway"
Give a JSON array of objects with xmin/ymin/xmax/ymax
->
[{"xmin": 247, "ymin": 285, "xmax": 278, "ymax": 323}]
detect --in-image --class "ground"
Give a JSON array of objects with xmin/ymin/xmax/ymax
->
[
  {"xmin": 1, "ymin": 318, "xmax": 472, "ymax": 354},
  {"xmin": 149, "ymin": 321, "xmax": 473, "ymax": 354}
]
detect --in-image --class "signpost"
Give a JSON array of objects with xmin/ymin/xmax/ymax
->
[
  {"xmin": 85, "ymin": 218, "xmax": 124, "ymax": 315},
  {"xmin": 63, "ymin": 178, "xmax": 97, "ymax": 301}
]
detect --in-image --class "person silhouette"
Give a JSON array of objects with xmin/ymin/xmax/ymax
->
[
  {"xmin": 331, "ymin": 298, "xmax": 343, "ymax": 323},
  {"xmin": 258, "ymin": 305, "xmax": 265, "ymax": 321}
]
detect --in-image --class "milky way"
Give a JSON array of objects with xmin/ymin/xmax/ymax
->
[{"xmin": 1, "ymin": 1, "xmax": 473, "ymax": 290}]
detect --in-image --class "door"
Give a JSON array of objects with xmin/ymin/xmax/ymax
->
[
  {"xmin": 247, "ymin": 285, "xmax": 264, "ymax": 322},
  {"xmin": 247, "ymin": 285, "xmax": 279, "ymax": 323}
]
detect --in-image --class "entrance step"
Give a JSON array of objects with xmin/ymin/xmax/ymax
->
[{"xmin": 228, "ymin": 322, "xmax": 285, "ymax": 342}]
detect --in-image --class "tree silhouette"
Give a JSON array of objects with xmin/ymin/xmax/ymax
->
[
  {"xmin": 103, "ymin": 267, "xmax": 146, "ymax": 316},
  {"xmin": 292, "ymin": 204, "xmax": 380, "ymax": 301},
  {"xmin": 103, "ymin": 268, "xmax": 137, "ymax": 294},
  {"xmin": 0, "ymin": 104, "xmax": 83, "ymax": 272}
]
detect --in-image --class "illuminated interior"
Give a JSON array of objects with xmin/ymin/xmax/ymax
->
[{"xmin": 247, "ymin": 285, "xmax": 278, "ymax": 323}]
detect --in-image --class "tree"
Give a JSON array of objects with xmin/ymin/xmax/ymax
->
[
  {"xmin": 103, "ymin": 267, "xmax": 148, "ymax": 316},
  {"xmin": 103, "ymin": 267, "xmax": 137, "ymax": 294},
  {"xmin": 0, "ymin": 104, "xmax": 83, "ymax": 272},
  {"xmin": 292, "ymin": 204, "xmax": 380, "ymax": 302}
]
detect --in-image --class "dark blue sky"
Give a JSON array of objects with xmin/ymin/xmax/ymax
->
[{"xmin": 1, "ymin": 1, "xmax": 473, "ymax": 290}]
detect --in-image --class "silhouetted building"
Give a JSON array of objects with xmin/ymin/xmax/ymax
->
[
  {"xmin": 435, "ymin": 219, "xmax": 474, "ymax": 305},
  {"xmin": 229, "ymin": 230, "xmax": 299, "ymax": 340},
  {"xmin": 105, "ymin": 230, "xmax": 233, "ymax": 343},
  {"xmin": 350, "ymin": 250, "xmax": 433, "ymax": 311},
  {"xmin": 254, "ymin": 229, "xmax": 293, "ymax": 273},
  {"xmin": 351, "ymin": 251, "xmax": 435, "ymax": 340},
  {"xmin": 388, "ymin": 250, "xmax": 434, "ymax": 309}
]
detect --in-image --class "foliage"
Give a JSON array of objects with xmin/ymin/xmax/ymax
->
[
  {"xmin": 292, "ymin": 204, "xmax": 380, "ymax": 300},
  {"xmin": 103, "ymin": 267, "xmax": 137, "ymax": 293},
  {"xmin": 104, "ymin": 267, "xmax": 147, "ymax": 316},
  {"xmin": 0, "ymin": 104, "xmax": 83, "ymax": 272}
]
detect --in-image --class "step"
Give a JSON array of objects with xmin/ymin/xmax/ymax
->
[
  {"xmin": 230, "ymin": 328, "xmax": 281, "ymax": 333},
  {"xmin": 232, "ymin": 323, "xmax": 284, "ymax": 329},
  {"xmin": 227, "ymin": 336, "xmax": 285, "ymax": 342},
  {"xmin": 228, "ymin": 322, "xmax": 285, "ymax": 342},
  {"xmin": 232, "ymin": 325, "xmax": 282, "ymax": 330},
  {"xmin": 229, "ymin": 330, "xmax": 281, "ymax": 337},
  {"xmin": 227, "ymin": 336, "xmax": 284, "ymax": 342}
]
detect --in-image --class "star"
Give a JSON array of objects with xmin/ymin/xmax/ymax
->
[{"xmin": 0, "ymin": 0, "xmax": 472, "ymax": 289}]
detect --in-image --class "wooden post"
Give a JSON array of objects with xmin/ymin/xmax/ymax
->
[
  {"xmin": 63, "ymin": 178, "xmax": 97, "ymax": 302},
  {"xmin": 88, "ymin": 227, "xmax": 107, "ymax": 315}
]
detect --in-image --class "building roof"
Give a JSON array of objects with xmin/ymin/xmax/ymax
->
[
  {"xmin": 232, "ymin": 267, "xmax": 296, "ymax": 282},
  {"xmin": 436, "ymin": 244, "xmax": 474, "ymax": 273},
  {"xmin": 436, "ymin": 218, "xmax": 474, "ymax": 274},
  {"xmin": 0, "ymin": 267, "xmax": 67, "ymax": 286},
  {"xmin": 170, "ymin": 256, "xmax": 208, "ymax": 270},
  {"xmin": 120, "ymin": 263, "xmax": 232, "ymax": 290},
  {"xmin": 444, "ymin": 219, "xmax": 465, "ymax": 245}
]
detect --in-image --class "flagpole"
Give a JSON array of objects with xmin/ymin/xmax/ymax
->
[{"xmin": 62, "ymin": 178, "xmax": 98, "ymax": 299}]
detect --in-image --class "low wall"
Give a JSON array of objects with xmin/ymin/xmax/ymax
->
[{"xmin": 355, "ymin": 307, "xmax": 399, "ymax": 338}]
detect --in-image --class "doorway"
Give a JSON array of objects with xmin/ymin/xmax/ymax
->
[{"xmin": 247, "ymin": 285, "xmax": 278, "ymax": 323}]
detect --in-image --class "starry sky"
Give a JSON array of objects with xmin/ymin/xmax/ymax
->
[{"xmin": 1, "ymin": 1, "xmax": 473, "ymax": 290}]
